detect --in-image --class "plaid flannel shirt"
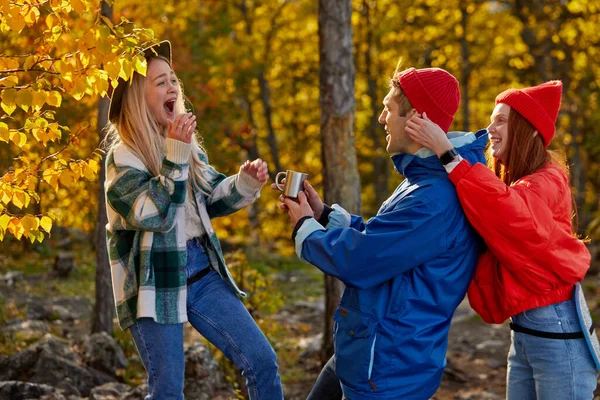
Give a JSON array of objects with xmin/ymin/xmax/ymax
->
[{"xmin": 105, "ymin": 139, "xmax": 262, "ymax": 330}]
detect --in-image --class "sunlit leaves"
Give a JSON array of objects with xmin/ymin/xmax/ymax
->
[
  {"xmin": 1, "ymin": 88, "xmax": 17, "ymax": 115},
  {"xmin": 0, "ymin": 0, "xmax": 158, "ymax": 241}
]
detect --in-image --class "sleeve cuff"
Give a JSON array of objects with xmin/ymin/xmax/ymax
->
[
  {"xmin": 166, "ymin": 139, "xmax": 191, "ymax": 165},
  {"xmin": 327, "ymin": 204, "xmax": 351, "ymax": 228},
  {"xmin": 443, "ymin": 154, "xmax": 464, "ymax": 174},
  {"xmin": 292, "ymin": 216, "xmax": 314, "ymax": 241},
  {"xmin": 236, "ymin": 170, "xmax": 264, "ymax": 196},
  {"xmin": 317, "ymin": 204, "xmax": 333, "ymax": 226},
  {"xmin": 294, "ymin": 218, "xmax": 326, "ymax": 260},
  {"xmin": 448, "ymin": 159, "xmax": 472, "ymax": 185}
]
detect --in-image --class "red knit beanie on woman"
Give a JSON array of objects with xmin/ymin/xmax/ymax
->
[{"xmin": 495, "ymin": 80, "xmax": 563, "ymax": 147}]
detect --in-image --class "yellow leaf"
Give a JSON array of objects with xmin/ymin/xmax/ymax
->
[
  {"xmin": 79, "ymin": 51, "xmax": 90, "ymax": 69},
  {"xmin": 95, "ymin": 77, "xmax": 109, "ymax": 97},
  {"xmin": 5, "ymin": 59, "xmax": 19, "ymax": 70},
  {"xmin": 28, "ymin": 230, "xmax": 45, "ymax": 243},
  {"xmin": 100, "ymin": 15, "xmax": 113, "ymax": 28},
  {"xmin": 9, "ymin": 130, "xmax": 26, "ymax": 148},
  {"xmin": 46, "ymin": 90, "xmax": 62, "ymax": 107},
  {"xmin": 1, "ymin": 88, "xmax": 17, "ymax": 116},
  {"xmin": 47, "ymin": 123, "xmax": 61, "ymax": 142},
  {"xmin": 21, "ymin": 191, "xmax": 31, "ymax": 208},
  {"xmin": 46, "ymin": 14, "xmax": 55, "ymax": 29},
  {"xmin": 69, "ymin": 162, "xmax": 82, "ymax": 178},
  {"xmin": 97, "ymin": 38, "xmax": 112, "ymax": 56},
  {"xmin": 0, "ymin": 122, "xmax": 8, "ymax": 143},
  {"xmin": 21, "ymin": 214, "xmax": 38, "ymax": 233},
  {"xmin": 32, "ymin": 90, "xmax": 46, "ymax": 111},
  {"xmin": 23, "ymin": 55, "xmax": 38, "ymax": 71},
  {"xmin": 59, "ymin": 170, "xmax": 76, "ymax": 186},
  {"xmin": 54, "ymin": 60, "xmax": 73, "ymax": 76},
  {"xmin": 105, "ymin": 60, "xmax": 121, "ymax": 81},
  {"xmin": 35, "ymin": 117, "xmax": 49, "ymax": 129},
  {"xmin": 133, "ymin": 55, "xmax": 147, "ymax": 76},
  {"xmin": 16, "ymin": 89, "xmax": 33, "ymax": 112},
  {"xmin": 119, "ymin": 59, "xmax": 132, "ymax": 80},
  {"xmin": 42, "ymin": 170, "xmax": 59, "ymax": 191},
  {"xmin": 24, "ymin": 7, "xmax": 40, "ymax": 25},
  {"xmin": 70, "ymin": 78, "xmax": 87, "ymax": 101},
  {"xmin": 71, "ymin": 0, "xmax": 86, "ymax": 15},
  {"xmin": 0, "ymin": 213, "xmax": 11, "ymax": 231},
  {"xmin": 31, "ymin": 127, "xmax": 41, "ymax": 143},
  {"xmin": 1, "ymin": 102, "xmax": 16, "ymax": 116},
  {"xmin": 0, "ymin": 76, "xmax": 19, "ymax": 87},
  {"xmin": 7, "ymin": 14, "xmax": 26, "ymax": 33},
  {"xmin": 40, "ymin": 216, "xmax": 52, "ymax": 233},
  {"xmin": 12, "ymin": 191, "xmax": 24, "ymax": 209},
  {"xmin": 88, "ymin": 159, "xmax": 99, "ymax": 173}
]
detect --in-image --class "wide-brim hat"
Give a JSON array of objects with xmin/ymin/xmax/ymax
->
[{"xmin": 107, "ymin": 40, "xmax": 172, "ymax": 123}]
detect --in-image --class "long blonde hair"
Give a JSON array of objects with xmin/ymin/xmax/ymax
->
[{"xmin": 105, "ymin": 56, "xmax": 211, "ymax": 193}]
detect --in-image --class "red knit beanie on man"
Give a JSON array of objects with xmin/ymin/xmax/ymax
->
[
  {"xmin": 495, "ymin": 80, "xmax": 563, "ymax": 147},
  {"xmin": 396, "ymin": 67, "xmax": 460, "ymax": 133}
]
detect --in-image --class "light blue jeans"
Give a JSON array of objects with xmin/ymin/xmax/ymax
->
[
  {"xmin": 130, "ymin": 239, "xmax": 283, "ymax": 399},
  {"xmin": 507, "ymin": 300, "xmax": 598, "ymax": 400}
]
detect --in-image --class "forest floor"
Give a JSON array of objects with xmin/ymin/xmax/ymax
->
[{"xmin": 1, "ymin": 238, "xmax": 600, "ymax": 399}]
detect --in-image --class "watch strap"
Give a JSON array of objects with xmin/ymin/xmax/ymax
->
[{"xmin": 439, "ymin": 148, "xmax": 459, "ymax": 165}]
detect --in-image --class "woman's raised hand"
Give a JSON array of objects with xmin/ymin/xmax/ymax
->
[
  {"xmin": 240, "ymin": 158, "xmax": 269, "ymax": 184},
  {"xmin": 167, "ymin": 113, "xmax": 196, "ymax": 144},
  {"xmin": 405, "ymin": 112, "xmax": 453, "ymax": 157}
]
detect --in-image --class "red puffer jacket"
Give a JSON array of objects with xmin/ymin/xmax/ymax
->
[{"xmin": 449, "ymin": 160, "xmax": 590, "ymax": 324}]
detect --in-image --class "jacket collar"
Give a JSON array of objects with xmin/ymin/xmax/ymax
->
[{"xmin": 390, "ymin": 129, "xmax": 488, "ymax": 178}]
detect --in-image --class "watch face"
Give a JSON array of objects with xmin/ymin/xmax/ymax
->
[{"xmin": 440, "ymin": 149, "xmax": 458, "ymax": 165}]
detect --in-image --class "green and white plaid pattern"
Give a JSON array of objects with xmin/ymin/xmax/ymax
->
[{"xmin": 105, "ymin": 143, "xmax": 260, "ymax": 330}]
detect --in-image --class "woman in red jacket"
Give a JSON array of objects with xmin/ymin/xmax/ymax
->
[{"xmin": 405, "ymin": 81, "xmax": 598, "ymax": 399}]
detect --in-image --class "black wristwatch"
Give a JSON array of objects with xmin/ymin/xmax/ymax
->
[{"xmin": 439, "ymin": 148, "xmax": 459, "ymax": 165}]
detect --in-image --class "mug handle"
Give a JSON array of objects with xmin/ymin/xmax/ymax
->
[{"xmin": 275, "ymin": 172, "xmax": 286, "ymax": 191}]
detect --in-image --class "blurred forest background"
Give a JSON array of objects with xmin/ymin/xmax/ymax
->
[{"xmin": 1, "ymin": 0, "xmax": 599, "ymax": 399}]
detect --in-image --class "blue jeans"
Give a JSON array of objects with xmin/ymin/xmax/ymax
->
[
  {"xmin": 306, "ymin": 356, "xmax": 344, "ymax": 400},
  {"xmin": 130, "ymin": 239, "xmax": 283, "ymax": 399},
  {"xmin": 507, "ymin": 300, "xmax": 598, "ymax": 400}
]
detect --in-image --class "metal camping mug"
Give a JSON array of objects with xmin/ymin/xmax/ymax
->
[{"xmin": 275, "ymin": 170, "xmax": 308, "ymax": 198}]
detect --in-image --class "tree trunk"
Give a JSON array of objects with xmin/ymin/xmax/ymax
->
[
  {"xmin": 92, "ymin": 1, "xmax": 115, "ymax": 335},
  {"xmin": 460, "ymin": 4, "xmax": 472, "ymax": 132},
  {"xmin": 318, "ymin": 0, "xmax": 360, "ymax": 365},
  {"xmin": 241, "ymin": 94, "xmax": 262, "ymax": 245},
  {"xmin": 258, "ymin": 72, "xmax": 283, "ymax": 174},
  {"xmin": 362, "ymin": 0, "xmax": 388, "ymax": 210}
]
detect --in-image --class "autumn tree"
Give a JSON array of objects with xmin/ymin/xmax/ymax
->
[
  {"xmin": 0, "ymin": 0, "xmax": 156, "ymax": 243},
  {"xmin": 92, "ymin": 0, "xmax": 114, "ymax": 334},
  {"xmin": 318, "ymin": 0, "xmax": 361, "ymax": 362}
]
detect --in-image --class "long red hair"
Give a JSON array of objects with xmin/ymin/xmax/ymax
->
[{"xmin": 487, "ymin": 109, "xmax": 578, "ymax": 232}]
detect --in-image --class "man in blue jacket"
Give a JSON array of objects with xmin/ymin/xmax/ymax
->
[{"xmin": 279, "ymin": 67, "xmax": 487, "ymax": 399}]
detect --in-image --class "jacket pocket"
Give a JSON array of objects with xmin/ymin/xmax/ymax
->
[{"xmin": 333, "ymin": 305, "xmax": 379, "ymax": 390}]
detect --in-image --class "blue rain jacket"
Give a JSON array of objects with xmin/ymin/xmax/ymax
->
[{"xmin": 294, "ymin": 130, "xmax": 488, "ymax": 399}]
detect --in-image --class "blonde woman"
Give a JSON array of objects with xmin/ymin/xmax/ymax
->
[{"xmin": 104, "ymin": 41, "xmax": 283, "ymax": 400}]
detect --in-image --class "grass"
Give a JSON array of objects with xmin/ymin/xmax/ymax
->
[{"xmin": 0, "ymin": 242, "xmax": 96, "ymax": 302}]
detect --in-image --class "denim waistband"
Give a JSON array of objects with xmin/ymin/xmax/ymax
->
[{"xmin": 186, "ymin": 237, "xmax": 210, "ymax": 281}]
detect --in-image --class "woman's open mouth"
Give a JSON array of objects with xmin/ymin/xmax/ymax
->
[{"xmin": 164, "ymin": 100, "xmax": 175, "ymax": 115}]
